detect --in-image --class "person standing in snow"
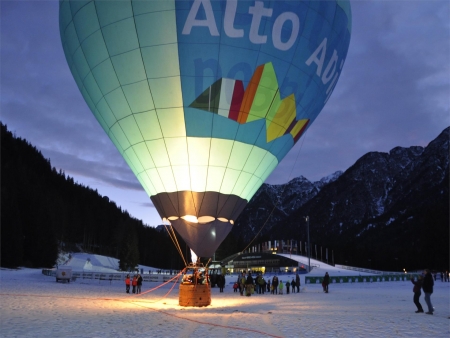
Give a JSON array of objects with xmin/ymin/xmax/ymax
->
[
  {"xmin": 136, "ymin": 274, "xmax": 143, "ymax": 294},
  {"xmin": 291, "ymin": 278, "xmax": 296, "ymax": 293},
  {"xmin": 278, "ymin": 280, "xmax": 284, "ymax": 294},
  {"xmin": 245, "ymin": 272, "xmax": 254, "ymax": 296},
  {"xmin": 286, "ymin": 280, "xmax": 290, "ymax": 294},
  {"xmin": 296, "ymin": 273, "xmax": 301, "ymax": 293},
  {"xmin": 422, "ymin": 269, "xmax": 434, "ymax": 314},
  {"xmin": 267, "ymin": 278, "xmax": 271, "ymax": 293},
  {"xmin": 272, "ymin": 275, "xmax": 279, "ymax": 294},
  {"xmin": 323, "ymin": 272, "xmax": 330, "ymax": 293},
  {"xmin": 125, "ymin": 274, "xmax": 130, "ymax": 294},
  {"xmin": 410, "ymin": 275, "xmax": 424, "ymax": 313},
  {"xmin": 132, "ymin": 275, "xmax": 137, "ymax": 294}
]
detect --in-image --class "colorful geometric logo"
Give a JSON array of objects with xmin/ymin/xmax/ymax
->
[{"xmin": 190, "ymin": 62, "xmax": 309, "ymax": 144}]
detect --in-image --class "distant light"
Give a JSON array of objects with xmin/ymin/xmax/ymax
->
[
  {"xmin": 198, "ymin": 216, "xmax": 215, "ymax": 223},
  {"xmin": 168, "ymin": 216, "xmax": 179, "ymax": 221},
  {"xmin": 217, "ymin": 217, "xmax": 228, "ymax": 222}
]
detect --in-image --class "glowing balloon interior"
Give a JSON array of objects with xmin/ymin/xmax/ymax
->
[{"xmin": 59, "ymin": 0, "xmax": 352, "ymax": 258}]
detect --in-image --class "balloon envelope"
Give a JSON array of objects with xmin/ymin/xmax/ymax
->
[{"xmin": 60, "ymin": 0, "xmax": 351, "ymax": 257}]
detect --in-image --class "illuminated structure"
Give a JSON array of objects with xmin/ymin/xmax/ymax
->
[{"xmin": 59, "ymin": 0, "xmax": 352, "ymax": 259}]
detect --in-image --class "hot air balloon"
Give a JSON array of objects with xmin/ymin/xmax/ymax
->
[{"xmin": 59, "ymin": 0, "xmax": 351, "ymax": 261}]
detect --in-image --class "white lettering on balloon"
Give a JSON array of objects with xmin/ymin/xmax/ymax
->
[
  {"xmin": 182, "ymin": 0, "xmax": 300, "ymax": 51},
  {"xmin": 306, "ymin": 38, "xmax": 346, "ymax": 103}
]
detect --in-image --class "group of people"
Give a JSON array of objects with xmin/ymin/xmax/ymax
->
[
  {"xmin": 234, "ymin": 272, "xmax": 302, "ymax": 296},
  {"xmin": 410, "ymin": 269, "xmax": 435, "ymax": 314},
  {"xmin": 125, "ymin": 274, "xmax": 143, "ymax": 294}
]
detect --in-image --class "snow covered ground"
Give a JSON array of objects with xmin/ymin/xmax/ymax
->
[{"xmin": 1, "ymin": 264, "xmax": 448, "ymax": 337}]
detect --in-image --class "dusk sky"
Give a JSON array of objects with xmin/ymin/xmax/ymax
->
[{"xmin": 1, "ymin": 0, "xmax": 449, "ymax": 227}]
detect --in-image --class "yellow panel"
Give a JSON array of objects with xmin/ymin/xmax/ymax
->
[
  {"xmin": 157, "ymin": 166, "xmax": 177, "ymax": 192},
  {"xmin": 146, "ymin": 139, "xmax": 170, "ymax": 167},
  {"xmin": 165, "ymin": 137, "xmax": 188, "ymax": 166},
  {"xmin": 290, "ymin": 119, "xmax": 308, "ymax": 139},
  {"xmin": 190, "ymin": 165, "xmax": 208, "ymax": 192},
  {"xmin": 188, "ymin": 138, "xmax": 211, "ymax": 166},
  {"xmin": 134, "ymin": 110, "xmax": 162, "ymax": 141},
  {"xmin": 242, "ymin": 146, "xmax": 267, "ymax": 174},
  {"xmin": 228, "ymin": 142, "xmax": 252, "ymax": 171},
  {"xmin": 247, "ymin": 86, "xmax": 278, "ymax": 122},
  {"xmin": 206, "ymin": 166, "xmax": 226, "ymax": 192},
  {"xmin": 231, "ymin": 171, "xmax": 252, "ymax": 196},
  {"xmin": 133, "ymin": 142, "xmax": 155, "ymax": 170},
  {"xmin": 157, "ymin": 107, "xmax": 186, "ymax": 138},
  {"xmin": 267, "ymin": 94, "xmax": 297, "ymax": 142},
  {"xmin": 172, "ymin": 165, "xmax": 191, "ymax": 191},
  {"xmin": 209, "ymin": 138, "xmax": 233, "ymax": 167},
  {"xmin": 220, "ymin": 168, "xmax": 241, "ymax": 194},
  {"xmin": 148, "ymin": 77, "xmax": 183, "ymax": 109}
]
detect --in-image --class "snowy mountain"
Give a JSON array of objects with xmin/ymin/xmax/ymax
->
[{"xmin": 232, "ymin": 127, "xmax": 449, "ymax": 271}]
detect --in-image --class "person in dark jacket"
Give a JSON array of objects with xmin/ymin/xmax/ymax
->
[
  {"xmin": 296, "ymin": 273, "xmax": 301, "ymax": 293},
  {"xmin": 245, "ymin": 272, "xmax": 254, "ymax": 296},
  {"xmin": 217, "ymin": 274, "xmax": 225, "ymax": 292},
  {"xmin": 422, "ymin": 269, "xmax": 434, "ymax": 314},
  {"xmin": 136, "ymin": 274, "xmax": 143, "ymax": 294},
  {"xmin": 410, "ymin": 275, "xmax": 423, "ymax": 313},
  {"xmin": 322, "ymin": 272, "xmax": 330, "ymax": 293}
]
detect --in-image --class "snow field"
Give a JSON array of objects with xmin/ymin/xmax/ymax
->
[{"xmin": 0, "ymin": 268, "xmax": 449, "ymax": 337}]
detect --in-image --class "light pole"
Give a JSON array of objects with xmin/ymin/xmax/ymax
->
[{"xmin": 305, "ymin": 216, "xmax": 311, "ymax": 273}]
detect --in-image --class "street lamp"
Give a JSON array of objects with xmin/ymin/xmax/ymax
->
[{"xmin": 304, "ymin": 216, "xmax": 311, "ymax": 273}]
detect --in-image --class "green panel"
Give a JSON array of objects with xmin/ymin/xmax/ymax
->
[
  {"xmin": 187, "ymin": 138, "xmax": 210, "ymax": 166},
  {"xmin": 83, "ymin": 73, "xmax": 103, "ymax": 104},
  {"xmin": 146, "ymin": 139, "xmax": 170, "ymax": 167},
  {"xmin": 190, "ymin": 166, "xmax": 208, "ymax": 192},
  {"xmin": 110, "ymin": 123, "xmax": 130, "ymax": 150},
  {"xmin": 254, "ymin": 153, "xmax": 278, "ymax": 178},
  {"xmin": 122, "ymin": 81, "xmax": 155, "ymax": 114},
  {"xmin": 165, "ymin": 137, "xmax": 188, "ymax": 166},
  {"xmin": 102, "ymin": 18, "xmax": 139, "ymax": 56},
  {"xmin": 132, "ymin": 0, "xmax": 175, "ymax": 16},
  {"xmin": 146, "ymin": 168, "xmax": 164, "ymax": 194},
  {"xmin": 205, "ymin": 166, "xmax": 226, "ymax": 192},
  {"xmin": 69, "ymin": 0, "xmax": 89, "ymax": 17},
  {"xmin": 108, "ymin": 130, "xmax": 123, "ymax": 155},
  {"xmin": 73, "ymin": 2, "xmax": 100, "ymax": 43},
  {"xmin": 136, "ymin": 173, "xmax": 154, "ymax": 197},
  {"xmin": 96, "ymin": 98, "xmax": 116, "ymax": 128},
  {"xmin": 133, "ymin": 142, "xmax": 155, "ymax": 170},
  {"xmin": 156, "ymin": 108, "xmax": 185, "ymax": 137},
  {"xmin": 157, "ymin": 167, "xmax": 176, "ymax": 192},
  {"xmin": 69, "ymin": 63, "xmax": 83, "ymax": 89},
  {"xmin": 232, "ymin": 171, "xmax": 252, "ymax": 196},
  {"xmin": 241, "ymin": 176, "xmax": 261, "ymax": 201},
  {"xmin": 72, "ymin": 47, "xmax": 90, "ymax": 79},
  {"xmin": 135, "ymin": 11, "xmax": 177, "ymax": 47},
  {"xmin": 104, "ymin": 88, "xmax": 132, "ymax": 119},
  {"xmin": 228, "ymin": 142, "xmax": 252, "ymax": 171},
  {"xmin": 119, "ymin": 115, "xmax": 143, "ymax": 145},
  {"xmin": 148, "ymin": 77, "xmax": 183, "ymax": 109},
  {"xmin": 92, "ymin": 108, "xmax": 109, "ymax": 134},
  {"xmin": 220, "ymin": 168, "xmax": 241, "ymax": 194},
  {"xmin": 92, "ymin": 59, "xmax": 120, "ymax": 95},
  {"xmin": 81, "ymin": 30, "xmax": 109, "ymax": 69},
  {"xmin": 79, "ymin": 86, "xmax": 96, "ymax": 115},
  {"xmin": 64, "ymin": 22, "xmax": 80, "ymax": 56},
  {"xmin": 141, "ymin": 44, "xmax": 180, "ymax": 78},
  {"xmin": 124, "ymin": 147, "xmax": 143, "ymax": 173},
  {"xmin": 134, "ymin": 110, "xmax": 161, "ymax": 141},
  {"xmin": 243, "ymin": 146, "xmax": 267, "ymax": 174},
  {"xmin": 122, "ymin": 150, "xmax": 138, "ymax": 176},
  {"xmin": 111, "ymin": 49, "xmax": 147, "ymax": 85},
  {"xmin": 172, "ymin": 165, "xmax": 191, "ymax": 191},
  {"xmin": 209, "ymin": 138, "xmax": 232, "ymax": 167},
  {"xmin": 95, "ymin": 0, "xmax": 133, "ymax": 27},
  {"xmin": 59, "ymin": 0, "xmax": 72, "ymax": 33}
]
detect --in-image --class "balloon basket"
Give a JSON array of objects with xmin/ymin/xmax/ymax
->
[
  {"xmin": 179, "ymin": 263, "xmax": 211, "ymax": 307},
  {"xmin": 179, "ymin": 283, "xmax": 211, "ymax": 307}
]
